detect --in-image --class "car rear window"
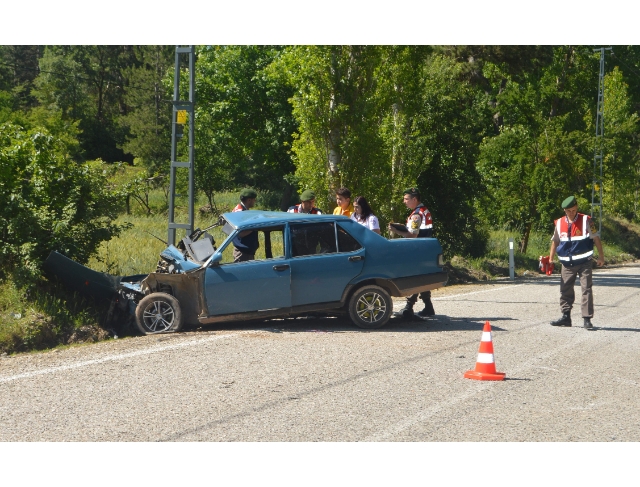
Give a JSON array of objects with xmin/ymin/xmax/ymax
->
[
  {"xmin": 337, "ymin": 226, "xmax": 362, "ymax": 252},
  {"xmin": 290, "ymin": 222, "xmax": 337, "ymax": 257}
]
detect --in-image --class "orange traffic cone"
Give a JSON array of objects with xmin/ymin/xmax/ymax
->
[{"xmin": 464, "ymin": 321, "xmax": 506, "ymax": 381}]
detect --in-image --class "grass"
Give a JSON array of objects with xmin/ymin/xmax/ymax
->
[
  {"xmin": 0, "ymin": 279, "xmax": 111, "ymax": 354},
  {"xmin": 87, "ymin": 190, "xmax": 278, "ymax": 275},
  {"xmin": 446, "ymin": 216, "xmax": 640, "ymax": 282},
  {"xmin": 2, "ymin": 177, "xmax": 639, "ymax": 355}
]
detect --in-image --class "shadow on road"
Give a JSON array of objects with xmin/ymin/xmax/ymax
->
[
  {"xmin": 523, "ymin": 273, "xmax": 640, "ymax": 289},
  {"xmin": 193, "ymin": 314, "xmax": 513, "ymax": 334},
  {"xmin": 595, "ymin": 327, "xmax": 640, "ymax": 332},
  {"xmin": 590, "ymin": 274, "xmax": 640, "ymax": 288}
]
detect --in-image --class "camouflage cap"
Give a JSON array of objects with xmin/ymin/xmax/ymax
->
[
  {"xmin": 561, "ymin": 195, "xmax": 577, "ymax": 209},
  {"xmin": 403, "ymin": 187, "xmax": 420, "ymax": 198},
  {"xmin": 240, "ymin": 188, "xmax": 257, "ymax": 199},
  {"xmin": 300, "ymin": 189, "xmax": 316, "ymax": 201}
]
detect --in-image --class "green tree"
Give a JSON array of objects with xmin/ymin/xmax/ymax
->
[
  {"xmin": 477, "ymin": 47, "xmax": 598, "ymax": 252},
  {"xmin": 0, "ymin": 122, "xmax": 126, "ymax": 281},
  {"xmin": 32, "ymin": 46, "xmax": 137, "ymax": 163},
  {"xmin": 119, "ymin": 45, "xmax": 174, "ymax": 175},
  {"xmin": 271, "ymin": 45, "xmax": 386, "ymax": 210},
  {"xmin": 274, "ymin": 47, "xmax": 492, "ymax": 255},
  {"xmin": 596, "ymin": 66, "xmax": 639, "ymax": 220},
  {"xmin": 0, "ymin": 45, "xmax": 42, "ymax": 109},
  {"xmin": 195, "ymin": 45, "xmax": 296, "ymax": 210}
]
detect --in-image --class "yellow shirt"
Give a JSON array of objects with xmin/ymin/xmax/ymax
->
[{"xmin": 333, "ymin": 203, "xmax": 354, "ymax": 217}]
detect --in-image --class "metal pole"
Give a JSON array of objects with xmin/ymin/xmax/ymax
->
[
  {"xmin": 168, "ymin": 48, "xmax": 180, "ymax": 245},
  {"xmin": 188, "ymin": 47, "xmax": 195, "ymax": 237},
  {"xmin": 508, "ymin": 238, "xmax": 515, "ymax": 281},
  {"xmin": 167, "ymin": 46, "xmax": 196, "ymax": 246}
]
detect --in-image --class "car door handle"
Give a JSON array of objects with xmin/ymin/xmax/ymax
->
[
  {"xmin": 348, "ymin": 256, "xmax": 363, "ymax": 262},
  {"xmin": 273, "ymin": 264, "xmax": 290, "ymax": 271}
]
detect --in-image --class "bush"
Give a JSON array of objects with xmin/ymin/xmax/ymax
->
[{"xmin": 0, "ymin": 122, "xmax": 127, "ymax": 281}]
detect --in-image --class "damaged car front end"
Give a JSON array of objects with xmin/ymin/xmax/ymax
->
[{"xmin": 45, "ymin": 221, "xmax": 222, "ymax": 335}]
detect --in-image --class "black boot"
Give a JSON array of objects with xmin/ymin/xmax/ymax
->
[
  {"xmin": 416, "ymin": 292, "xmax": 435, "ymax": 318},
  {"xmin": 550, "ymin": 312, "xmax": 572, "ymax": 327},
  {"xmin": 398, "ymin": 294, "xmax": 418, "ymax": 318},
  {"xmin": 399, "ymin": 306, "xmax": 414, "ymax": 318},
  {"xmin": 583, "ymin": 317, "xmax": 595, "ymax": 330},
  {"xmin": 417, "ymin": 301, "xmax": 435, "ymax": 317}
]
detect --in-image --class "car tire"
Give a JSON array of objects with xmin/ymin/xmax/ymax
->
[
  {"xmin": 348, "ymin": 285, "xmax": 392, "ymax": 329},
  {"xmin": 135, "ymin": 292, "xmax": 183, "ymax": 335}
]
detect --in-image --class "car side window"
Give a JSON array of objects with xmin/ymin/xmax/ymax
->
[
  {"xmin": 290, "ymin": 222, "xmax": 337, "ymax": 257},
  {"xmin": 337, "ymin": 226, "xmax": 362, "ymax": 252},
  {"xmin": 218, "ymin": 226, "xmax": 285, "ymax": 264}
]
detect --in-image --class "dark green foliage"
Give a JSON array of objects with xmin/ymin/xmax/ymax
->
[
  {"xmin": 119, "ymin": 46, "xmax": 174, "ymax": 175},
  {"xmin": 2, "ymin": 44, "xmax": 640, "ymax": 264},
  {"xmin": 195, "ymin": 46, "xmax": 297, "ymax": 209},
  {"xmin": 0, "ymin": 123, "xmax": 126, "ymax": 281}
]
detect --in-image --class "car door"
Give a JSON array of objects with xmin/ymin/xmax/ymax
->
[
  {"xmin": 203, "ymin": 225, "xmax": 291, "ymax": 316},
  {"xmin": 288, "ymin": 221, "xmax": 365, "ymax": 307}
]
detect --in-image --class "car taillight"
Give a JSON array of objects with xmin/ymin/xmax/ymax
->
[{"xmin": 438, "ymin": 254, "xmax": 444, "ymax": 266}]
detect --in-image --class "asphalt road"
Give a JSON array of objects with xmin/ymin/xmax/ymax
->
[{"xmin": 1, "ymin": 264, "xmax": 639, "ymax": 442}]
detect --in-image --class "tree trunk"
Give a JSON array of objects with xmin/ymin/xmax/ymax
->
[
  {"xmin": 519, "ymin": 221, "xmax": 532, "ymax": 253},
  {"xmin": 325, "ymin": 48, "xmax": 343, "ymax": 203}
]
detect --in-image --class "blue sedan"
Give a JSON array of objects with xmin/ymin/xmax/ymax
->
[{"xmin": 115, "ymin": 210, "xmax": 447, "ymax": 333}]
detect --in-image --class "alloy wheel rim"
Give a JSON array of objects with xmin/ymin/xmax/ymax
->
[
  {"xmin": 142, "ymin": 300, "xmax": 175, "ymax": 332},
  {"xmin": 356, "ymin": 292, "xmax": 386, "ymax": 323}
]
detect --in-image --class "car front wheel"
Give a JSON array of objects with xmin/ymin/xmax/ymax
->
[
  {"xmin": 348, "ymin": 285, "xmax": 392, "ymax": 329},
  {"xmin": 135, "ymin": 292, "xmax": 183, "ymax": 335}
]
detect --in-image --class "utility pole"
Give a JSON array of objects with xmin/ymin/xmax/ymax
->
[
  {"xmin": 591, "ymin": 47, "xmax": 611, "ymax": 235},
  {"xmin": 167, "ymin": 46, "xmax": 196, "ymax": 246}
]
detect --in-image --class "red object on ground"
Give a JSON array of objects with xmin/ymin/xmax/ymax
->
[
  {"xmin": 539, "ymin": 255, "xmax": 550, "ymax": 274},
  {"xmin": 464, "ymin": 321, "xmax": 506, "ymax": 381}
]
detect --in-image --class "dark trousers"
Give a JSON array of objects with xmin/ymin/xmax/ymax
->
[
  {"xmin": 560, "ymin": 261, "xmax": 594, "ymax": 318},
  {"xmin": 406, "ymin": 291, "xmax": 435, "ymax": 314}
]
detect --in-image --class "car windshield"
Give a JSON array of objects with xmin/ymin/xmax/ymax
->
[{"xmin": 221, "ymin": 217, "xmax": 235, "ymax": 236}]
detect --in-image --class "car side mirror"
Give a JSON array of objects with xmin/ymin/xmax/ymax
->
[{"xmin": 206, "ymin": 252, "xmax": 223, "ymax": 267}]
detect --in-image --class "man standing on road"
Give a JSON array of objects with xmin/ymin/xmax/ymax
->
[
  {"xmin": 231, "ymin": 188, "xmax": 259, "ymax": 262},
  {"xmin": 388, "ymin": 187, "xmax": 436, "ymax": 319},
  {"xmin": 287, "ymin": 190, "xmax": 323, "ymax": 214},
  {"xmin": 549, "ymin": 196, "xmax": 605, "ymax": 330}
]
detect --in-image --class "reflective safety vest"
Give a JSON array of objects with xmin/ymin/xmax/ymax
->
[
  {"xmin": 555, "ymin": 213, "xmax": 594, "ymax": 267},
  {"xmin": 407, "ymin": 204, "xmax": 433, "ymax": 237},
  {"xmin": 287, "ymin": 204, "xmax": 322, "ymax": 214}
]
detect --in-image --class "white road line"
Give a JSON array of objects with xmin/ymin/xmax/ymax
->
[
  {"xmin": 364, "ymin": 308, "xmax": 640, "ymax": 441},
  {"xmin": 0, "ymin": 332, "xmax": 257, "ymax": 384},
  {"xmin": 433, "ymin": 284, "xmax": 524, "ymax": 301}
]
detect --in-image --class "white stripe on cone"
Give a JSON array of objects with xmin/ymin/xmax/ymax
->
[
  {"xmin": 481, "ymin": 331, "xmax": 492, "ymax": 342},
  {"xmin": 476, "ymin": 353, "xmax": 495, "ymax": 364}
]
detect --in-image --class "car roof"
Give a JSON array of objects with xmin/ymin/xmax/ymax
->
[{"xmin": 223, "ymin": 210, "xmax": 350, "ymax": 230}]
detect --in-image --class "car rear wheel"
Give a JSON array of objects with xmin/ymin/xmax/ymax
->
[
  {"xmin": 135, "ymin": 292, "xmax": 183, "ymax": 335},
  {"xmin": 348, "ymin": 285, "xmax": 392, "ymax": 329}
]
